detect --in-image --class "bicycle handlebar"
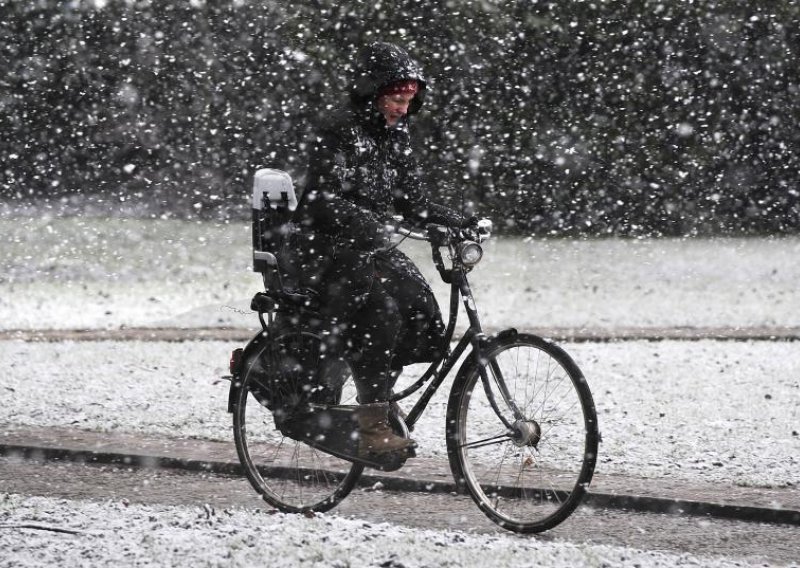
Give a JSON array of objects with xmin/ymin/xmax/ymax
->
[
  {"xmin": 386, "ymin": 217, "xmax": 492, "ymax": 284},
  {"xmin": 390, "ymin": 217, "xmax": 493, "ymax": 246},
  {"xmin": 394, "ymin": 224, "xmax": 429, "ymax": 241}
]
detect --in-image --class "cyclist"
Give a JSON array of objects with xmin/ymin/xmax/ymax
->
[{"xmin": 292, "ymin": 41, "xmax": 473, "ymax": 458}]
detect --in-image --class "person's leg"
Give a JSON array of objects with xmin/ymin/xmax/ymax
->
[
  {"xmin": 347, "ymin": 281, "xmax": 402, "ymax": 403},
  {"xmin": 313, "ymin": 248, "xmax": 374, "ymax": 355},
  {"xmin": 315, "ymin": 248, "xmax": 404, "ymax": 401},
  {"xmin": 348, "ymin": 285, "xmax": 414, "ymax": 456},
  {"xmin": 376, "ymin": 249, "xmax": 447, "ymax": 368},
  {"xmin": 313, "ymin": 248, "xmax": 415, "ymax": 456}
]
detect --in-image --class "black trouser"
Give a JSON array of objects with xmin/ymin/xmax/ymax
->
[{"xmin": 296, "ymin": 242, "xmax": 445, "ymax": 404}]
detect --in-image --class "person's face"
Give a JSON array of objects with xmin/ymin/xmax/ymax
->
[{"xmin": 376, "ymin": 92, "xmax": 416, "ymax": 126}]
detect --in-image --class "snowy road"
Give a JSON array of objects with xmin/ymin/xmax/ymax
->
[{"xmin": 1, "ymin": 457, "xmax": 798, "ymax": 567}]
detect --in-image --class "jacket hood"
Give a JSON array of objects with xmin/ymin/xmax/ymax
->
[{"xmin": 350, "ymin": 42, "xmax": 427, "ymax": 115}]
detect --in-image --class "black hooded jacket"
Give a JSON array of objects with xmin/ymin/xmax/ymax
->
[{"xmin": 294, "ymin": 42, "xmax": 464, "ymax": 250}]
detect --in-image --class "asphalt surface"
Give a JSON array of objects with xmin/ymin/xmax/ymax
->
[{"xmin": 1, "ymin": 426, "xmax": 798, "ymax": 526}]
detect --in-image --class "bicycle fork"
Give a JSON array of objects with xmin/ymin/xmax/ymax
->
[
  {"xmin": 454, "ymin": 269, "xmax": 525, "ymax": 429},
  {"xmin": 398, "ymin": 266, "xmax": 528, "ymax": 434}
]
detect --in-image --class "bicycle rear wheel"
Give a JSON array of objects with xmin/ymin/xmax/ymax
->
[
  {"xmin": 446, "ymin": 332, "xmax": 599, "ymax": 533},
  {"xmin": 232, "ymin": 329, "xmax": 364, "ymax": 513}
]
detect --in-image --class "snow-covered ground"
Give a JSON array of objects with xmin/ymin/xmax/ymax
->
[
  {"xmin": 2, "ymin": 216, "xmax": 799, "ymax": 331},
  {"xmin": 2, "ymin": 215, "xmax": 799, "ymax": 566},
  {"xmin": 0, "ymin": 494, "xmax": 772, "ymax": 568},
  {"xmin": 0, "ymin": 217, "xmax": 800, "ymax": 486},
  {"xmin": 2, "ymin": 216, "xmax": 799, "ymax": 486}
]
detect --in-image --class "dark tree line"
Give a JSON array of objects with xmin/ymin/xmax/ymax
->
[{"xmin": 2, "ymin": 0, "xmax": 799, "ymax": 235}]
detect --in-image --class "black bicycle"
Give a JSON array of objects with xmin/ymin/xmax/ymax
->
[{"xmin": 227, "ymin": 170, "xmax": 599, "ymax": 534}]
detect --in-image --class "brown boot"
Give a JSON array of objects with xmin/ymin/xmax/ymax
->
[{"xmin": 355, "ymin": 402, "xmax": 416, "ymax": 457}]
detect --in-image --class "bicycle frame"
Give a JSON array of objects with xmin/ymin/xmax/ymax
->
[{"xmin": 390, "ymin": 237, "xmax": 524, "ymax": 432}]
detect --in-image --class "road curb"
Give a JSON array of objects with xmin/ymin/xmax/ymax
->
[
  {"xmin": 3, "ymin": 442, "xmax": 798, "ymax": 527},
  {"xmin": 2, "ymin": 326, "xmax": 800, "ymax": 343}
]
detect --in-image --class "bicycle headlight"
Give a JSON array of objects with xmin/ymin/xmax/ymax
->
[{"xmin": 457, "ymin": 241, "xmax": 483, "ymax": 267}]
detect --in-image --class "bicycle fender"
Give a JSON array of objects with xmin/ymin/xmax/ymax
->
[
  {"xmin": 453, "ymin": 328, "xmax": 518, "ymax": 385},
  {"xmin": 490, "ymin": 327, "xmax": 518, "ymax": 343}
]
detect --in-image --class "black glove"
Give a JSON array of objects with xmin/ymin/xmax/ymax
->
[
  {"xmin": 461, "ymin": 215, "xmax": 479, "ymax": 229},
  {"xmin": 459, "ymin": 216, "xmax": 480, "ymax": 240},
  {"xmin": 462, "ymin": 216, "xmax": 494, "ymax": 242}
]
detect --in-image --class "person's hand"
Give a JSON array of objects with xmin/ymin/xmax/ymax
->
[
  {"xmin": 461, "ymin": 215, "xmax": 479, "ymax": 229},
  {"xmin": 459, "ymin": 216, "xmax": 480, "ymax": 240},
  {"xmin": 460, "ymin": 216, "xmax": 492, "ymax": 242}
]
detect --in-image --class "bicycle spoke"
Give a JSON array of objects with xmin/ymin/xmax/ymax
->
[
  {"xmin": 233, "ymin": 331, "xmax": 363, "ymax": 514},
  {"xmin": 450, "ymin": 335, "xmax": 598, "ymax": 533},
  {"xmin": 459, "ymin": 431, "xmax": 512, "ymax": 450}
]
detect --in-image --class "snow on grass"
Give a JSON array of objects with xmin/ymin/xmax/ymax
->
[
  {"xmin": 2, "ymin": 338, "xmax": 798, "ymax": 488},
  {"xmin": 0, "ymin": 217, "xmax": 258, "ymax": 330},
  {"xmin": 0, "ymin": 493, "xmax": 759, "ymax": 568},
  {"xmin": 2, "ymin": 217, "xmax": 800, "ymax": 330}
]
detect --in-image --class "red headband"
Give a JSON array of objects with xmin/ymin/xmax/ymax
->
[{"xmin": 378, "ymin": 80, "xmax": 419, "ymax": 98}]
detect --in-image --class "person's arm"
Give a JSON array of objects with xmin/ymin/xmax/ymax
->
[
  {"xmin": 392, "ymin": 134, "xmax": 466, "ymax": 228},
  {"xmin": 297, "ymin": 124, "xmax": 388, "ymax": 250}
]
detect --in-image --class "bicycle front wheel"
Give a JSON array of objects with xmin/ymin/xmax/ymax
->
[
  {"xmin": 232, "ymin": 329, "xmax": 364, "ymax": 514},
  {"xmin": 446, "ymin": 332, "xmax": 599, "ymax": 533}
]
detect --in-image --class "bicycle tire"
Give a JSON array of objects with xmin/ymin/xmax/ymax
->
[
  {"xmin": 232, "ymin": 329, "xmax": 364, "ymax": 513},
  {"xmin": 446, "ymin": 331, "xmax": 599, "ymax": 533}
]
